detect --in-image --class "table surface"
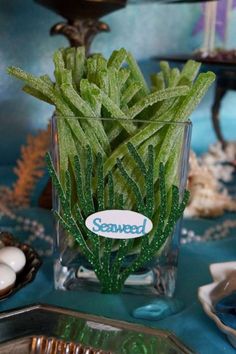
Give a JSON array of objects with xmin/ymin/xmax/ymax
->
[
  {"xmin": 0, "ymin": 207, "xmax": 236, "ymax": 354},
  {"xmin": 154, "ymin": 55, "xmax": 236, "ymax": 69}
]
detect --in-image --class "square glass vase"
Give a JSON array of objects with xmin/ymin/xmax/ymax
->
[{"xmin": 51, "ymin": 115, "xmax": 191, "ymax": 296}]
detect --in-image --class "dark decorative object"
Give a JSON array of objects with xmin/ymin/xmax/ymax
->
[
  {"xmin": 0, "ymin": 304, "xmax": 194, "ymax": 353},
  {"xmin": 195, "ymin": 49, "xmax": 236, "ymax": 64},
  {"xmin": 211, "ymin": 70, "xmax": 235, "ymax": 149},
  {"xmin": 35, "ymin": 0, "xmax": 126, "ymax": 51},
  {"xmin": 50, "ymin": 19, "xmax": 110, "ymax": 51},
  {"xmin": 0, "ymin": 232, "xmax": 42, "ymax": 301}
]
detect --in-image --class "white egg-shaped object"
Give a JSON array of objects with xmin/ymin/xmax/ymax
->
[
  {"xmin": 0, "ymin": 263, "xmax": 16, "ymax": 294},
  {"xmin": 0, "ymin": 246, "xmax": 26, "ymax": 273}
]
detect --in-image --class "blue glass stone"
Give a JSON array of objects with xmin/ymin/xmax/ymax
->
[{"xmin": 132, "ymin": 297, "xmax": 184, "ymax": 321}]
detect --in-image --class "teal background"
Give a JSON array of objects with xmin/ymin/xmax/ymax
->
[
  {"xmin": 1, "ymin": 0, "xmax": 236, "ymax": 165},
  {"xmin": 0, "ymin": 4, "xmax": 236, "ymax": 352}
]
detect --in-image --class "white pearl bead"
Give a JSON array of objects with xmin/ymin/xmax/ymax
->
[
  {"xmin": 0, "ymin": 264, "xmax": 16, "ymax": 292},
  {"xmin": 188, "ymin": 231, "xmax": 195, "ymax": 238},
  {"xmin": 0, "ymin": 247, "xmax": 26, "ymax": 273}
]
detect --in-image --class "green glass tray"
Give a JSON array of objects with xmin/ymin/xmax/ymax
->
[{"xmin": 0, "ymin": 304, "xmax": 194, "ymax": 353}]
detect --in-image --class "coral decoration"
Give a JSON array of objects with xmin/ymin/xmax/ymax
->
[
  {"xmin": 0, "ymin": 126, "xmax": 50, "ymax": 208},
  {"xmin": 186, "ymin": 149, "xmax": 236, "ymax": 218},
  {"xmin": 201, "ymin": 141, "xmax": 236, "ymax": 180}
]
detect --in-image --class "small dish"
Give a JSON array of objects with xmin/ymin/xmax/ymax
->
[
  {"xmin": 198, "ymin": 262, "xmax": 236, "ymax": 348},
  {"xmin": 0, "ymin": 232, "xmax": 42, "ymax": 301}
]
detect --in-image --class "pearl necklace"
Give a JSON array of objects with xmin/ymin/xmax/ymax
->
[
  {"xmin": 181, "ymin": 218, "xmax": 236, "ymax": 244},
  {"xmin": 0, "ymin": 208, "xmax": 53, "ymax": 257}
]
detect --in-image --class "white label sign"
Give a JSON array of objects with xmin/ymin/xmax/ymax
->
[{"xmin": 85, "ymin": 210, "xmax": 153, "ymax": 240}]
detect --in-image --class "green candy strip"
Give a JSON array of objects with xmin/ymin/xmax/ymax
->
[
  {"xmin": 169, "ymin": 68, "xmax": 180, "ymax": 87},
  {"xmin": 118, "ymin": 67, "xmax": 130, "ymax": 88},
  {"xmin": 151, "ymin": 72, "xmax": 165, "ymax": 91},
  {"xmin": 126, "ymin": 51, "xmax": 149, "ymax": 95},
  {"xmin": 95, "ymin": 85, "xmax": 137, "ymax": 134},
  {"xmin": 61, "ymin": 83, "xmax": 109, "ymax": 155},
  {"xmin": 128, "ymin": 85, "xmax": 189, "ymax": 119},
  {"xmin": 178, "ymin": 59, "xmax": 201, "ymax": 84},
  {"xmin": 107, "ymin": 48, "xmax": 127, "ymax": 69},
  {"xmin": 160, "ymin": 61, "xmax": 171, "ymax": 86},
  {"xmin": 121, "ymin": 82, "xmax": 142, "ymax": 107},
  {"xmin": 7, "ymin": 66, "xmax": 73, "ymax": 116},
  {"xmin": 108, "ymin": 67, "xmax": 120, "ymax": 106},
  {"xmin": 53, "ymin": 49, "xmax": 65, "ymax": 85},
  {"xmin": 22, "ymin": 85, "xmax": 53, "ymax": 104},
  {"xmin": 80, "ymin": 79, "xmax": 102, "ymax": 117}
]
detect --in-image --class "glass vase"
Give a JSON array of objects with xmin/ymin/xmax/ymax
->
[{"xmin": 51, "ymin": 115, "xmax": 191, "ymax": 296}]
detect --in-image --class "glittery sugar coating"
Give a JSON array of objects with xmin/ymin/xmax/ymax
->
[{"xmin": 46, "ymin": 144, "xmax": 190, "ymax": 294}]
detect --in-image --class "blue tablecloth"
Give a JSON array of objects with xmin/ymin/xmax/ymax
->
[{"xmin": 0, "ymin": 207, "xmax": 236, "ymax": 354}]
